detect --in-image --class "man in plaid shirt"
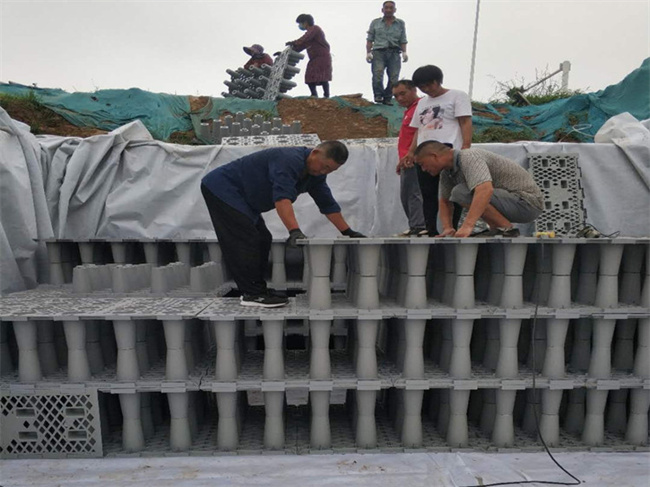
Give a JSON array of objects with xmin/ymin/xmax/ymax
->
[{"xmin": 414, "ymin": 141, "xmax": 544, "ymax": 238}]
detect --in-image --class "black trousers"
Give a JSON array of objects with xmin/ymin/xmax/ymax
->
[
  {"xmin": 201, "ymin": 184, "xmax": 271, "ymax": 296},
  {"xmin": 416, "ymin": 165, "xmax": 462, "ymax": 234}
]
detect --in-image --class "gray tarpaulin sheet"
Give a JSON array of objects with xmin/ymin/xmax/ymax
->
[
  {"xmin": 0, "ymin": 110, "xmax": 53, "ymax": 293},
  {"xmin": 1, "ymin": 109, "xmax": 649, "ymax": 293}
]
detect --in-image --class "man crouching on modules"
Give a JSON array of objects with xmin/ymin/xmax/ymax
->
[{"xmin": 414, "ymin": 141, "xmax": 544, "ymax": 238}]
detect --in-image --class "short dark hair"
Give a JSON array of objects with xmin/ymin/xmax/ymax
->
[
  {"xmin": 393, "ymin": 79, "xmax": 415, "ymax": 90},
  {"xmin": 383, "ymin": 1, "xmax": 396, "ymax": 8},
  {"xmin": 414, "ymin": 140, "xmax": 453, "ymax": 156},
  {"xmin": 296, "ymin": 14, "xmax": 314, "ymax": 26},
  {"xmin": 412, "ymin": 65, "xmax": 444, "ymax": 87},
  {"xmin": 318, "ymin": 140, "xmax": 349, "ymax": 164}
]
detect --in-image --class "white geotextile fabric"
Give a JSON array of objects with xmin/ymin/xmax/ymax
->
[
  {"xmin": 0, "ymin": 452, "xmax": 648, "ymax": 486},
  {"xmin": 1, "ymin": 110, "xmax": 649, "ymax": 294}
]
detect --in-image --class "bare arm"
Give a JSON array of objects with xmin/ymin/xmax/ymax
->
[
  {"xmin": 325, "ymin": 212, "xmax": 350, "ymax": 232},
  {"xmin": 455, "ymin": 181, "xmax": 493, "ymax": 238},
  {"xmin": 401, "ymin": 130, "xmax": 419, "ymax": 166},
  {"xmin": 366, "ymin": 40, "xmax": 373, "ymax": 53},
  {"xmin": 458, "ymin": 116, "xmax": 473, "ymax": 149},
  {"xmin": 275, "ymin": 199, "xmax": 300, "ymax": 231},
  {"xmin": 438, "ymin": 198, "xmax": 456, "ymax": 237}
]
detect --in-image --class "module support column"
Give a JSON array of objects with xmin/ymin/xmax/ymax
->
[
  {"xmin": 309, "ymin": 318, "xmax": 332, "ymax": 450},
  {"xmin": 163, "ymin": 319, "xmax": 191, "ymax": 451},
  {"xmin": 63, "ymin": 320, "xmax": 91, "ymax": 382},
  {"xmin": 307, "ymin": 243, "xmax": 333, "ymax": 309},
  {"xmin": 213, "ymin": 319, "xmax": 239, "ymax": 450},
  {"xmin": 355, "ymin": 242, "xmax": 381, "ymax": 309},
  {"xmin": 113, "ymin": 319, "xmax": 145, "ymax": 452},
  {"xmin": 262, "ymin": 318, "xmax": 285, "ymax": 450},
  {"xmin": 355, "ymin": 318, "xmax": 379, "ymax": 449},
  {"xmin": 583, "ymin": 243, "xmax": 624, "ymax": 446},
  {"xmin": 14, "ymin": 320, "xmax": 42, "ymax": 382}
]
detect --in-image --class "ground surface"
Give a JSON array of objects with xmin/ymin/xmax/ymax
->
[
  {"xmin": 0, "ymin": 93, "xmax": 390, "ymax": 141},
  {"xmin": 0, "ymin": 93, "xmax": 107, "ymax": 138},
  {"xmin": 277, "ymin": 95, "xmax": 388, "ymax": 140},
  {"xmin": 0, "ymin": 92, "xmax": 552, "ymax": 143}
]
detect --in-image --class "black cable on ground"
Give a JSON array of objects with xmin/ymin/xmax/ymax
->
[{"xmin": 461, "ymin": 240, "xmax": 583, "ymax": 487}]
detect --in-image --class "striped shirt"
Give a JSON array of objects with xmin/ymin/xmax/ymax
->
[{"xmin": 440, "ymin": 148, "xmax": 544, "ymax": 210}]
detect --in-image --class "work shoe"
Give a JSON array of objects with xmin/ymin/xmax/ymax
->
[
  {"xmin": 240, "ymin": 293, "xmax": 289, "ymax": 308},
  {"xmin": 495, "ymin": 226, "xmax": 520, "ymax": 237},
  {"xmin": 471, "ymin": 227, "xmax": 520, "ymax": 238},
  {"xmin": 396, "ymin": 228, "xmax": 426, "ymax": 237}
]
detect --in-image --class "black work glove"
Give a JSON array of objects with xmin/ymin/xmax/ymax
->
[
  {"xmin": 287, "ymin": 228, "xmax": 307, "ymax": 248},
  {"xmin": 341, "ymin": 228, "xmax": 366, "ymax": 238}
]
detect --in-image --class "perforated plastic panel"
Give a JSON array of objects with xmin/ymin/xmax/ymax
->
[
  {"xmin": 221, "ymin": 134, "xmax": 321, "ymax": 147},
  {"xmin": 528, "ymin": 153, "xmax": 586, "ymax": 236},
  {"xmin": 1, "ymin": 389, "xmax": 102, "ymax": 458}
]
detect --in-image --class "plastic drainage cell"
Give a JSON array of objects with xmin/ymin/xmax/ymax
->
[
  {"xmin": 528, "ymin": 153, "xmax": 586, "ymax": 236},
  {"xmin": 0, "ymin": 389, "xmax": 102, "ymax": 458}
]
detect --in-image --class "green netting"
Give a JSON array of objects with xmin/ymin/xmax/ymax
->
[
  {"xmin": 1, "ymin": 58, "xmax": 647, "ymax": 142},
  {"xmin": 334, "ymin": 58, "xmax": 650, "ymax": 143}
]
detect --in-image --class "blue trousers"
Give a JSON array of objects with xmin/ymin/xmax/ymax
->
[{"xmin": 371, "ymin": 49, "xmax": 401, "ymax": 102}]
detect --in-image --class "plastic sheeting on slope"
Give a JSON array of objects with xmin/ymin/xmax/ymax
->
[
  {"xmin": 471, "ymin": 58, "xmax": 650, "ymax": 142},
  {"xmin": 2, "ymin": 58, "xmax": 647, "ymax": 143},
  {"xmin": 1, "ymin": 451, "xmax": 648, "ymax": 487},
  {"xmin": 0, "ymin": 84, "xmax": 192, "ymax": 141}
]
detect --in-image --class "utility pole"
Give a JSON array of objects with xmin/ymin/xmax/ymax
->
[{"xmin": 468, "ymin": 0, "xmax": 481, "ymax": 99}]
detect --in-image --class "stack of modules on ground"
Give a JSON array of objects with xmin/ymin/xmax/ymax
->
[
  {"xmin": 196, "ymin": 111, "xmax": 312, "ymax": 146},
  {"xmin": 222, "ymin": 47, "xmax": 303, "ymax": 101},
  {"xmin": 1, "ymin": 237, "xmax": 649, "ymax": 458}
]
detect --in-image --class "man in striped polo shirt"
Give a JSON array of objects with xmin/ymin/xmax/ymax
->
[{"xmin": 414, "ymin": 141, "xmax": 544, "ymax": 238}]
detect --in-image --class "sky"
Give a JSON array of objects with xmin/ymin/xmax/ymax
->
[{"xmin": 1, "ymin": 0, "xmax": 648, "ymax": 103}]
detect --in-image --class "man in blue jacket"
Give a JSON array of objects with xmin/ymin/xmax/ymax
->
[{"xmin": 201, "ymin": 140, "xmax": 364, "ymax": 308}]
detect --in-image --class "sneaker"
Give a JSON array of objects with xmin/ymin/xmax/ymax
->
[
  {"xmin": 395, "ymin": 228, "xmax": 426, "ymax": 237},
  {"xmin": 470, "ymin": 228, "xmax": 493, "ymax": 237},
  {"xmin": 240, "ymin": 293, "xmax": 289, "ymax": 308},
  {"xmin": 374, "ymin": 97, "xmax": 383, "ymax": 104}
]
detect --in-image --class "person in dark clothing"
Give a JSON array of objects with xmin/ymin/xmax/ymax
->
[
  {"xmin": 243, "ymin": 44, "xmax": 274, "ymax": 71},
  {"xmin": 201, "ymin": 141, "xmax": 365, "ymax": 308},
  {"xmin": 286, "ymin": 14, "xmax": 332, "ymax": 98}
]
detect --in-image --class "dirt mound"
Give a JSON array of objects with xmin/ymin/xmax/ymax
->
[
  {"xmin": 2, "ymin": 92, "xmax": 389, "ymax": 141},
  {"xmin": 0, "ymin": 93, "xmax": 106, "ymax": 138},
  {"xmin": 277, "ymin": 95, "xmax": 389, "ymax": 140}
]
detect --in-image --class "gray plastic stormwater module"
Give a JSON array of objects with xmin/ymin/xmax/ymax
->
[{"xmin": 1, "ymin": 237, "xmax": 648, "ymax": 457}]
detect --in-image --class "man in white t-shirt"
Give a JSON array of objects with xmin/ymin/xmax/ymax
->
[{"xmin": 401, "ymin": 65, "xmax": 473, "ymax": 235}]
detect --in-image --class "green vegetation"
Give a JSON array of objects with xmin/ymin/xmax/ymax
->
[
  {"xmin": 243, "ymin": 109, "xmax": 275, "ymax": 121},
  {"xmin": 168, "ymin": 130, "xmax": 200, "ymax": 145},
  {"xmin": 472, "ymin": 126, "xmax": 538, "ymax": 144},
  {"xmin": 0, "ymin": 90, "xmax": 62, "ymax": 134},
  {"xmin": 490, "ymin": 68, "xmax": 584, "ymax": 106}
]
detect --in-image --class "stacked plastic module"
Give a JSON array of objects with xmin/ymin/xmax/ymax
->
[
  {"xmin": 222, "ymin": 47, "xmax": 303, "ymax": 100},
  {"xmin": 1, "ymin": 237, "xmax": 649, "ymax": 458},
  {"xmin": 528, "ymin": 153, "xmax": 587, "ymax": 236},
  {"xmin": 196, "ymin": 111, "xmax": 310, "ymax": 145}
]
